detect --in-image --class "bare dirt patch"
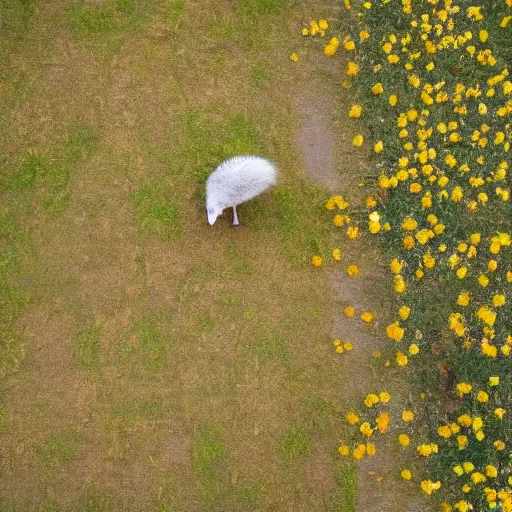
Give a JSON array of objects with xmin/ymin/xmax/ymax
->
[{"xmin": 295, "ymin": 51, "xmax": 425, "ymax": 511}]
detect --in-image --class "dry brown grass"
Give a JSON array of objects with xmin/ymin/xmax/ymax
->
[{"xmin": 0, "ymin": 1, "xmax": 359, "ymax": 510}]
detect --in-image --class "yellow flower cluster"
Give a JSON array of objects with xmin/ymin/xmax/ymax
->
[{"xmin": 315, "ymin": 0, "xmax": 512, "ymax": 509}]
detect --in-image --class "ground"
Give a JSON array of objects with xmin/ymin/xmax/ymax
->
[{"xmin": 1, "ymin": 1, "xmax": 424, "ymax": 510}]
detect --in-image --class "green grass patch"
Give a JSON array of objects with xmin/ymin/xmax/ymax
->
[
  {"xmin": 0, "ymin": 279, "xmax": 28, "ymax": 376},
  {"xmin": 0, "ymin": 0, "xmax": 36, "ymax": 62},
  {"xmin": 278, "ymin": 425, "xmax": 309, "ymax": 462},
  {"xmin": 0, "ymin": 406, "xmax": 9, "ymax": 433},
  {"xmin": 236, "ymin": 0, "xmax": 286, "ymax": 16},
  {"xmin": 336, "ymin": 466, "xmax": 356, "ymax": 512},
  {"xmin": 237, "ymin": 484, "xmax": 262, "ymax": 507},
  {"xmin": 80, "ymin": 484, "xmax": 113, "ymax": 512},
  {"xmin": 255, "ymin": 335, "xmax": 289, "ymax": 366},
  {"xmin": 272, "ymin": 184, "xmax": 331, "ymax": 265},
  {"xmin": 119, "ymin": 320, "xmax": 167, "ymax": 370},
  {"xmin": 250, "ymin": 66, "xmax": 269, "ymax": 88},
  {"xmin": 64, "ymin": 124, "xmax": 98, "ymax": 165},
  {"xmin": 37, "ymin": 428, "xmax": 82, "ymax": 469},
  {"xmin": 192, "ymin": 423, "xmax": 226, "ymax": 491},
  {"xmin": 74, "ymin": 320, "xmax": 102, "ymax": 371},
  {"xmin": 7, "ymin": 151, "xmax": 45, "ymax": 190},
  {"xmin": 178, "ymin": 109, "xmax": 262, "ymax": 184},
  {"xmin": 41, "ymin": 500, "xmax": 62, "ymax": 512},
  {"xmin": 116, "ymin": 0, "xmax": 136, "ymax": 15},
  {"xmin": 68, "ymin": 4, "xmax": 119, "ymax": 34},
  {"xmin": 133, "ymin": 185, "xmax": 181, "ymax": 241},
  {"xmin": 166, "ymin": 0, "xmax": 185, "ymax": 24},
  {"xmin": 111, "ymin": 397, "xmax": 162, "ymax": 426}
]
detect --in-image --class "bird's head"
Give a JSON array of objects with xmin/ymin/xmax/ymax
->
[{"xmin": 206, "ymin": 204, "xmax": 223, "ymax": 225}]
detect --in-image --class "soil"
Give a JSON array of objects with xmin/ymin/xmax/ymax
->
[{"xmin": 296, "ymin": 55, "xmax": 425, "ymax": 511}]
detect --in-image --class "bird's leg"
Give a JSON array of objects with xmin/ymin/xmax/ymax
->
[{"xmin": 232, "ymin": 205, "xmax": 240, "ymax": 226}]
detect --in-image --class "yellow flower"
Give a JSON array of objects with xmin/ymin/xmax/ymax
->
[
  {"xmin": 290, "ymin": 53, "xmax": 299, "ymax": 62},
  {"xmin": 324, "ymin": 44, "xmax": 337, "ymax": 56},
  {"xmin": 389, "ymin": 94, "xmax": 398, "ymax": 106},
  {"xmin": 364, "ymin": 393, "xmax": 379, "ymax": 408},
  {"xmin": 374, "ymin": 140, "xmax": 383, "ymax": 153},
  {"xmin": 470, "ymin": 233, "xmax": 481, "ymax": 245},
  {"xmin": 501, "ymin": 15, "xmax": 512, "ymax": 28},
  {"xmin": 471, "ymin": 472, "xmax": 486, "ymax": 484},
  {"xmin": 417, "ymin": 444, "xmax": 433, "ymax": 457},
  {"xmin": 409, "ymin": 344, "xmax": 419, "ymax": 355},
  {"xmin": 318, "ymin": 19, "xmax": 329, "ymax": 30},
  {"xmin": 485, "ymin": 465, "xmax": 497, "ymax": 478},
  {"xmin": 489, "ymin": 376, "xmax": 499, "ymax": 386},
  {"xmin": 494, "ymin": 408, "xmax": 506, "ymax": 420},
  {"xmin": 347, "ymin": 226, "xmax": 359, "ymax": 238},
  {"xmin": 421, "ymin": 480, "xmax": 441, "ymax": 495},
  {"xmin": 361, "ymin": 311, "xmax": 373, "ymax": 323},
  {"xmin": 346, "ymin": 62, "xmax": 359, "ymax": 76},
  {"xmin": 396, "ymin": 351, "xmax": 408, "ymax": 366},
  {"xmin": 453, "ymin": 465, "xmax": 464, "ymax": 476},
  {"xmin": 349, "ymin": 104, "xmax": 362, "ymax": 118},
  {"xmin": 394, "ymin": 275, "xmax": 406, "ymax": 293},
  {"xmin": 416, "ymin": 229, "xmax": 433, "ymax": 245},
  {"xmin": 360, "ymin": 421, "xmax": 374, "ymax": 437},
  {"xmin": 360, "ymin": 30, "xmax": 370, "ymax": 40},
  {"xmin": 456, "ymin": 382, "xmax": 472, "ymax": 397},
  {"xmin": 402, "ymin": 410, "xmax": 414, "ymax": 422},
  {"xmin": 387, "ymin": 322, "xmax": 404, "ymax": 342},
  {"xmin": 477, "ymin": 391, "xmax": 489, "ymax": 403},
  {"xmin": 379, "ymin": 392, "xmax": 391, "ymax": 403},
  {"xmin": 333, "ymin": 214, "xmax": 350, "ymax": 227},
  {"xmin": 347, "ymin": 264, "xmax": 359, "ymax": 276},
  {"xmin": 371, "ymin": 82, "xmax": 383, "ymax": 95},
  {"xmin": 408, "ymin": 74, "xmax": 420, "ymax": 88},
  {"xmin": 366, "ymin": 442, "xmax": 376, "ymax": 456},
  {"xmin": 457, "ymin": 435, "xmax": 468, "ymax": 450},
  {"xmin": 456, "ymin": 267, "xmax": 468, "ymax": 279},
  {"xmin": 343, "ymin": 341, "xmax": 353, "ymax": 351},
  {"xmin": 494, "ymin": 440, "xmax": 505, "ymax": 451},
  {"xmin": 344, "ymin": 306, "xmax": 355, "ymax": 318},
  {"xmin": 338, "ymin": 445, "xmax": 350, "ymax": 456},
  {"xmin": 457, "ymin": 292, "xmax": 470, "ymax": 306},
  {"xmin": 478, "ymin": 274, "xmax": 489, "ymax": 287},
  {"xmin": 458, "ymin": 414, "xmax": 472, "ymax": 427},
  {"xmin": 366, "ymin": 196, "xmax": 377, "ymax": 208},
  {"xmin": 476, "ymin": 306, "xmax": 496, "ymax": 326},
  {"xmin": 343, "ymin": 39, "xmax": 355, "ymax": 51},
  {"xmin": 332, "ymin": 248, "xmax": 341, "ymax": 261},
  {"xmin": 352, "ymin": 134, "xmax": 364, "ymax": 147},
  {"xmin": 376, "ymin": 412, "xmax": 390, "ymax": 433},
  {"xmin": 492, "ymin": 294, "xmax": 505, "ymax": 307},
  {"xmin": 399, "ymin": 306, "xmax": 411, "ymax": 320},
  {"xmin": 353, "ymin": 443, "xmax": 366, "ymax": 459},
  {"xmin": 402, "ymin": 218, "xmax": 417, "ymax": 230},
  {"xmin": 398, "ymin": 434, "xmax": 410, "ymax": 447},
  {"xmin": 390, "ymin": 258, "xmax": 403, "ymax": 273},
  {"xmin": 401, "ymin": 469, "xmax": 412, "ymax": 480},
  {"xmin": 311, "ymin": 255, "xmax": 323, "ymax": 267}
]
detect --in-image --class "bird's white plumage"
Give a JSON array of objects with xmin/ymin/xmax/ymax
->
[{"xmin": 206, "ymin": 156, "xmax": 277, "ymax": 225}]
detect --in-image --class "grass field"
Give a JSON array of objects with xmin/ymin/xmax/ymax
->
[{"xmin": 0, "ymin": 0, "xmax": 363, "ymax": 510}]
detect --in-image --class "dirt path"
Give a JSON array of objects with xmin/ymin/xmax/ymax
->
[{"xmin": 295, "ymin": 55, "xmax": 424, "ymax": 511}]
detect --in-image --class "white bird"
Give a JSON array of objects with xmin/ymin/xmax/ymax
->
[{"xmin": 205, "ymin": 155, "xmax": 277, "ymax": 226}]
